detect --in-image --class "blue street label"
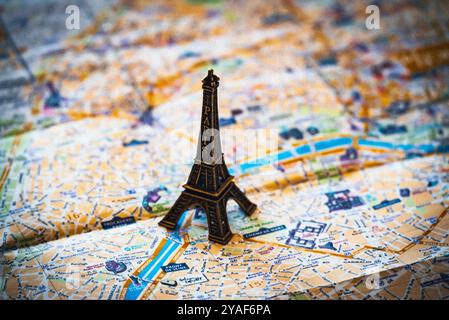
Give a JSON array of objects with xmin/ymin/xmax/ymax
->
[
  {"xmin": 161, "ymin": 263, "xmax": 189, "ymax": 273},
  {"xmin": 101, "ymin": 216, "xmax": 136, "ymax": 229},
  {"xmin": 372, "ymin": 198, "xmax": 401, "ymax": 210},
  {"xmin": 243, "ymin": 225, "xmax": 286, "ymax": 239}
]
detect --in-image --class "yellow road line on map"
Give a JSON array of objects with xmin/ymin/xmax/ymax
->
[
  {"xmin": 0, "ymin": 161, "xmax": 12, "ymax": 193},
  {"xmin": 242, "ymin": 208, "xmax": 448, "ymax": 259},
  {"xmin": 243, "ymin": 236, "xmax": 350, "ymax": 259},
  {"xmin": 419, "ymin": 241, "xmax": 449, "ymax": 247},
  {"xmin": 0, "ymin": 135, "xmax": 22, "ymax": 193}
]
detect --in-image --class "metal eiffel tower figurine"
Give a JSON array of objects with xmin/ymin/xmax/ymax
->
[{"xmin": 158, "ymin": 69, "xmax": 257, "ymax": 244}]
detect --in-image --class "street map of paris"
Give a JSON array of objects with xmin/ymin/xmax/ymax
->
[{"xmin": 0, "ymin": 0, "xmax": 449, "ymax": 300}]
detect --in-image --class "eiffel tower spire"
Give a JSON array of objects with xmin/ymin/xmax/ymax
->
[
  {"xmin": 187, "ymin": 70, "xmax": 230, "ymax": 194},
  {"xmin": 195, "ymin": 69, "xmax": 222, "ymax": 165},
  {"xmin": 158, "ymin": 70, "xmax": 257, "ymax": 244}
]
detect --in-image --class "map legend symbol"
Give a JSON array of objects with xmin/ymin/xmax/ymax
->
[{"xmin": 158, "ymin": 70, "xmax": 257, "ymax": 244}]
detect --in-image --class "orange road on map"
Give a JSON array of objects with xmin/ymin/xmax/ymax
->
[
  {"xmin": 245, "ymin": 207, "xmax": 448, "ymax": 259},
  {"xmin": 0, "ymin": 135, "xmax": 22, "ymax": 193}
]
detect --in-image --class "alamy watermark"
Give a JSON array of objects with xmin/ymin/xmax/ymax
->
[
  {"xmin": 164, "ymin": 128, "xmax": 280, "ymax": 168},
  {"xmin": 365, "ymin": 272, "xmax": 381, "ymax": 290},
  {"xmin": 365, "ymin": 267, "xmax": 383, "ymax": 291},
  {"xmin": 65, "ymin": 5, "xmax": 80, "ymax": 30},
  {"xmin": 365, "ymin": 5, "xmax": 380, "ymax": 30}
]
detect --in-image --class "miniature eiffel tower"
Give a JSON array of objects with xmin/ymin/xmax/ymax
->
[{"xmin": 158, "ymin": 69, "xmax": 257, "ymax": 244}]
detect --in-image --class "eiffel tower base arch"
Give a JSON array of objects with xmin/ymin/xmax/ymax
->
[{"xmin": 158, "ymin": 181, "xmax": 257, "ymax": 245}]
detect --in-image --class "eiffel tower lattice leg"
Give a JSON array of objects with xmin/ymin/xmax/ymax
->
[
  {"xmin": 203, "ymin": 198, "xmax": 233, "ymax": 245},
  {"xmin": 228, "ymin": 182, "xmax": 257, "ymax": 216},
  {"xmin": 158, "ymin": 192, "xmax": 195, "ymax": 230}
]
